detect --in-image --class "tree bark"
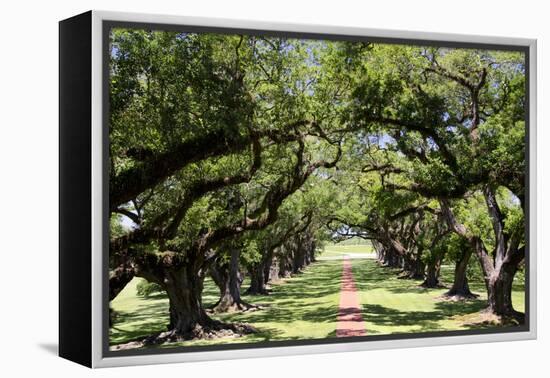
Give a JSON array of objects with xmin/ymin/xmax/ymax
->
[
  {"xmin": 382, "ymin": 246, "xmax": 401, "ymax": 268},
  {"xmin": 276, "ymin": 240, "xmax": 297, "ymax": 279},
  {"xmin": 400, "ymin": 250, "xmax": 425, "ymax": 279},
  {"xmin": 278, "ymin": 252, "xmax": 293, "ymax": 279},
  {"xmin": 379, "ymin": 235, "xmax": 406, "ymax": 269},
  {"xmin": 292, "ymin": 242, "xmax": 306, "ymax": 274},
  {"xmin": 303, "ymin": 234, "xmax": 317, "ymax": 264},
  {"xmin": 421, "ymin": 252, "xmax": 443, "ymax": 288},
  {"xmin": 480, "ymin": 187, "xmax": 524, "ymax": 319},
  {"xmin": 388, "ymin": 250, "xmax": 400, "ymax": 268},
  {"xmin": 309, "ymin": 240, "xmax": 317, "ymax": 263},
  {"xmin": 210, "ymin": 248, "xmax": 251, "ymax": 312},
  {"xmin": 291, "ymin": 233, "xmax": 316, "ymax": 273},
  {"xmin": 247, "ymin": 266, "xmax": 268, "ymax": 295},
  {"xmin": 246, "ymin": 248, "xmax": 273, "ymax": 295},
  {"xmin": 486, "ymin": 260, "xmax": 522, "ymax": 319},
  {"xmin": 422, "ymin": 259, "xmax": 441, "ymax": 288},
  {"xmin": 372, "ymin": 240, "xmax": 386, "ymax": 264},
  {"xmin": 444, "ymin": 247, "xmax": 477, "ymax": 298},
  {"xmin": 164, "ymin": 266, "xmax": 212, "ymax": 335},
  {"xmin": 109, "ymin": 263, "xmax": 135, "ymax": 301}
]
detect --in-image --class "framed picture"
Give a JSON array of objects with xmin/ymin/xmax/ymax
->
[{"xmin": 59, "ymin": 10, "xmax": 537, "ymax": 368}]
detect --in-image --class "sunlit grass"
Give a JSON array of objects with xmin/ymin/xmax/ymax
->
[
  {"xmin": 319, "ymin": 244, "xmax": 375, "ymax": 259},
  {"xmin": 352, "ymin": 259, "xmax": 525, "ymax": 335}
]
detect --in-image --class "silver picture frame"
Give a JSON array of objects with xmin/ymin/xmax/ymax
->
[{"xmin": 60, "ymin": 9, "xmax": 537, "ymax": 368}]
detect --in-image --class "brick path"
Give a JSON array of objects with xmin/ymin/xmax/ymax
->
[{"xmin": 336, "ymin": 256, "xmax": 367, "ymax": 337}]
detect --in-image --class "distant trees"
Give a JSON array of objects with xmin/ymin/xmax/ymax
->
[{"xmin": 108, "ymin": 28, "xmax": 526, "ymax": 347}]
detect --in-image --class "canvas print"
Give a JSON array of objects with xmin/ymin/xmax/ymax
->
[{"xmin": 107, "ymin": 26, "xmax": 527, "ymax": 352}]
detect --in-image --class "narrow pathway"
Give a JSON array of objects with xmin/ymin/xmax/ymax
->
[{"xmin": 336, "ymin": 255, "xmax": 367, "ymax": 337}]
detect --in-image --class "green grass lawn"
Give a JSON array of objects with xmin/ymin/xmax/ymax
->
[
  {"xmin": 352, "ymin": 259, "xmax": 525, "ymax": 335},
  {"xmin": 110, "ymin": 246, "xmax": 525, "ymax": 349},
  {"xmin": 319, "ymin": 243, "xmax": 375, "ymax": 259}
]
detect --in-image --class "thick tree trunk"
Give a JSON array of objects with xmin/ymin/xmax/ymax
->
[
  {"xmin": 300, "ymin": 232, "xmax": 316, "ymax": 266},
  {"xmin": 247, "ymin": 266, "xmax": 268, "ymax": 295},
  {"xmin": 309, "ymin": 241, "xmax": 317, "ymax": 263},
  {"xmin": 486, "ymin": 264, "xmax": 518, "ymax": 318},
  {"xmin": 422, "ymin": 257, "xmax": 442, "ymax": 288},
  {"xmin": 444, "ymin": 247, "xmax": 477, "ymax": 298},
  {"xmin": 131, "ymin": 252, "xmax": 248, "ymax": 341},
  {"xmin": 385, "ymin": 248, "xmax": 400, "ymax": 268},
  {"xmin": 163, "ymin": 265, "xmax": 212, "ymax": 336},
  {"xmin": 383, "ymin": 236, "xmax": 409, "ymax": 270},
  {"xmin": 372, "ymin": 240, "xmax": 384, "ymax": 264},
  {"xmin": 303, "ymin": 246, "xmax": 312, "ymax": 266},
  {"xmin": 439, "ymin": 199, "xmax": 480, "ymax": 299},
  {"xmin": 400, "ymin": 251, "xmax": 425, "ymax": 279},
  {"xmin": 480, "ymin": 188, "xmax": 525, "ymax": 321},
  {"xmin": 210, "ymin": 249, "xmax": 251, "ymax": 312},
  {"xmin": 276, "ymin": 243, "xmax": 294, "ymax": 278},
  {"xmin": 279, "ymin": 256, "xmax": 293, "ymax": 278},
  {"xmin": 291, "ymin": 239, "xmax": 306, "ymax": 274},
  {"xmin": 376, "ymin": 241, "xmax": 400, "ymax": 268},
  {"xmin": 130, "ymin": 262, "xmax": 255, "ymax": 344},
  {"xmin": 246, "ymin": 249, "xmax": 273, "ymax": 295},
  {"xmin": 481, "ymin": 253, "xmax": 524, "ymax": 321}
]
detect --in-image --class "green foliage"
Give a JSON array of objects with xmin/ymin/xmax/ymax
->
[
  {"xmin": 108, "ymin": 29, "xmax": 527, "ymax": 320},
  {"xmin": 136, "ymin": 280, "xmax": 163, "ymax": 298},
  {"xmin": 438, "ymin": 233, "xmax": 471, "ymax": 264},
  {"xmin": 110, "ymin": 214, "xmax": 127, "ymax": 239}
]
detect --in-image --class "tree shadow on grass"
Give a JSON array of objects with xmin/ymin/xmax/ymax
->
[
  {"xmin": 110, "ymin": 323, "xmax": 167, "ymax": 346},
  {"xmin": 384, "ymin": 285, "xmax": 445, "ymax": 295},
  {"xmin": 360, "ymin": 298, "xmax": 495, "ymax": 334},
  {"xmin": 434, "ymin": 297, "xmax": 487, "ymax": 316},
  {"xmin": 110, "ymin": 299, "xmax": 170, "ymax": 345},
  {"xmin": 352, "ymin": 260, "xmax": 406, "ymax": 293},
  {"xmin": 112, "ymin": 299, "xmax": 168, "ymax": 324},
  {"xmin": 301, "ymin": 305, "xmax": 340, "ymax": 323},
  {"xmin": 362, "ymin": 304, "xmax": 444, "ymax": 332},
  {"xmin": 206, "ymin": 260, "xmax": 343, "ymax": 343}
]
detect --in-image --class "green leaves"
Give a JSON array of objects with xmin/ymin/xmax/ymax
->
[{"xmin": 109, "ymin": 28, "xmax": 526, "ymax": 273}]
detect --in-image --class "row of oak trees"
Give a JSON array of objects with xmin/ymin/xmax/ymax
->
[{"xmin": 108, "ymin": 29, "xmax": 527, "ymax": 345}]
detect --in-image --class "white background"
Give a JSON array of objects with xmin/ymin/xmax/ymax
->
[{"xmin": 0, "ymin": 0, "xmax": 546, "ymax": 376}]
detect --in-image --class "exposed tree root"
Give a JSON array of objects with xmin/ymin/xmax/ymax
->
[
  {"xmin": 459, "ymin": 308, "xmax": 525, "ymax": 328},
  {"xmin": 245, "ymin": 287, "xmax": 272, "ymax": 296},
  {"xmin": 397, "ymin": 271, "xmax": 424, "ymax": 280},
  {"xmin": 110, "ymin": 321, "xmax": 257, "ymax": 351},
  {"xmin": 440, "ymin": 287, "xmax": 479, "ymax": 300},
  {"xmin": 486, "ymin": 308, "xmax": 525, "ymax": 325},
  {"xmin": 439, "ymin": 292, "xmax": 479, "ymax": 301},
  {"xmin": 419, "ymin": 281, "xmax": 446, "ymax": 289},
  {"xmin": 208, "ymin": 301, "xmax": 263, "ymax": 314}
]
